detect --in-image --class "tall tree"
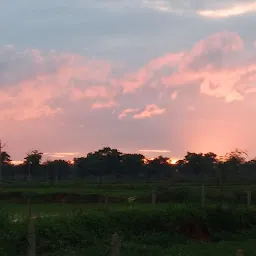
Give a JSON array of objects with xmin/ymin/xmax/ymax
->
[
  {"xmin": 121, "ymin": 153, "xmax": 145, "ymax": 179},
  {"xmin": 224, "ymin": 148, "xmax": 247, "ymax": 181},
  {"xmin": 74, "ymin": 157, "xmax": 89, "ymax": 178},
  {"xmin": 24, "ymin": 150, "xmax": 43, "ymax": 166},
  {"xmin": 24, "ymin": 150, "xmax": 43, "ymax": 183},
  {"xmin": 146, "ymin": 156, "xmax": 170, "ymax": 180},
  {"xmin": 1, "ymin": 151, "xmax": 11, "ymax": 165},
  {"xmin": 184, "ymin": 152, "xmax": 204, "ymax": 176},
  {"xmin": 0, "ymin": 140, "xmax": 6, "ymax": 184},
  {"xmin": 86, "ymin": 147, "xmax": 122, "ymax": 184},
  {"xmin": 44, "ymin": 159, "xmax": 70, "ymax": 184}
]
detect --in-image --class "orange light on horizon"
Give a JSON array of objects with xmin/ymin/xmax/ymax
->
[
  {"xmin": 11, "ymin": 160, "xmax": 23, "ymax": 165},
  {"xmin": 167, "ymin": 158, "xmax": 179, "ymax": 165},
  {"xmin": 143, "ymin": 157, "xmax": 179, "ymax": 165}
]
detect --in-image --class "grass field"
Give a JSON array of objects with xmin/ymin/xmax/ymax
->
[
  {"xmin": 1, "ymin": 182, "xmax": 256, "ymax": 255},
  {"xmin": 0, "ymin": 181, "xmax": 255, "ymax": 207}
]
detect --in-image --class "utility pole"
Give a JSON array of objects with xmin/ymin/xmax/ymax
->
[{"xmin": 0, "ymin": 140, "xmax": 6, "ymax": 185}]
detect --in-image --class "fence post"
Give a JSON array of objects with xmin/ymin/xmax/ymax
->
[
  {"xmin": 61, "ymin": 198, "xmax": 66, "ymax": 207},
  {"xmin": 246, "ymin": 191, "xmax": 252, "ymax": 207},
  {"xmin": 27, "ymin": 201, "xmax": 36, "ymax": 256},
  {"xmin": 104, "ymin": 195, "xmax": 109, "ymax": 207},
  {"xmin": 111, "ymin": 232, "xmax": 121, "ymax": 256},
  {"xmin": 152, "ymin": 188, "xmax": 156, "ymax": 205},
  {"xmin": 28, "ymin": 218, "xmax": 36, "ymax": 256},
  {"xmin": 201, "ymin": 184, "xmax": 205, "ymax": 207},
  {"xmin": 236, "ymin": 249, "xmax": 244, "ymax": 256}
]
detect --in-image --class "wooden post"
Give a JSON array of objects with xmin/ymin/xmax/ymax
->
[
  {"xmin": 28, "ymin": 162, "xmax": 32, "ymax": 184},
  {"xmin": 27, "ymin": 199, "xmax": 36, "ymax": 256},
  {"xmin": 111, "ymin": 232, "xmax": 121, "ymax": 256},
  {"xmin": 201, "ymin": 184, "xmax": 205, "ymax": 207},
  {"xmin": 236, "ymin": 249, "xmax": 244, "ymax": 256},
  {"xmin": 55, "ymin": 167, "xmax": 58, "ymax": 186},
  {"xmin": 246, "ymin": 191, "xmax": 251, "ymax": 207},
  {"xmin": 61, "ymin": 198, "xmax": 66, "ymax": 207},
  {"xmin": 104, "ymin": 195, "xmax": 109, "ymax": 207},
  {"xmin": 152, "ymin": 188, "xmax": 156, "ymax": 205},
  {"xmin": 27, "ymin": 218, "xmax": 36, "ymax": 256}
]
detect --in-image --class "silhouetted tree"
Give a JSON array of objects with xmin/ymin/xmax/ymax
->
[
  {"xmin": 85, "ymin": 147, "xmax": 122, "ymax": 185},
  {"xmin": 1, "ymin": 151, "xmax": 11, "ymax": 164},
  {"xmin": 121, "ymin": 153, "xmax": 145, "ymax": 179},
  {"xmin": 184, "ymin": 152, "xmax": 204, "ymax": 176},
  {"xmin": 44, "ymin": 160, "xmax": 70, "ymax": 184},
  {"xmin": 146, "ymin": 156, "xmax": 170, "ymax": 181},
  {"xmin": 224, "ymin": 148, "xmax": 248, "ymax": 182},
  {"xmin": 24, "ymin": 150, "xmax": 43, "ymax": 182},
  {"xmin": 24, "ymin": 150, "xmax": 43, "ymax": 166},
  {"xmin": 74, "ymin": 157, "xmax": 89, "ymax": 178}
]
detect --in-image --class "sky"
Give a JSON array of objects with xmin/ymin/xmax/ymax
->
[{"xmin": 0, "ymin": 0, "xmax": 256, "ymax": 162}]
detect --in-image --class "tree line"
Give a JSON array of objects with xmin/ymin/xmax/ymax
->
[{"xmin": 0, "ymin": 147, "xmax": 256, "ymax": 184}]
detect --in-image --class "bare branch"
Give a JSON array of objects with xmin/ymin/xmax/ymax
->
[{"xmin": 0, "ymin": 142, "xmax": 6, "ymax": 149}]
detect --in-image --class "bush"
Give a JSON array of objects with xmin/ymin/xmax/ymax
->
[{"xmin": 1, "ymin": 205, "xmax": 256, "ymax": 255}]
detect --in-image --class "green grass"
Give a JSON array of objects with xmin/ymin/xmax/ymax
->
[
  {"xmin": 168, "ymin": 239, "xmax": 256, "ymax": 256},
  {"xmin": 38, "ymin": 239, "xmax": 256, "ymax": 256},
  {"xmin": 1, "ymin": 182, "xmax": 256, "ymax": 255},
  {"xmin": 0, "ymin": 202, "xmax": 132, "ymax": 216},
  {"xmin": 2, "ymin": 203, "xmax": 256, "ymax": 255},
  {"xmin": 0, "ymin": 186, "xmax": 148, "ymax": 196},
  {"xmin": 2, "ymin": 202, "xmax": 256, "ymax": 218}
]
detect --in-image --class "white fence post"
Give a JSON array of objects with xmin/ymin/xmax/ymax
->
[{"xmin": 111, "ymin": 232, "xmax": 121, "ymax": 256}]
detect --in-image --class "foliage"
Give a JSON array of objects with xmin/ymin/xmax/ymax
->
[
  {"xmin": 1, "ymin": 206, "xmax": 256, "ymax": 255},
  {"xmin": 1, "ymin": 146, "xmax": 256, "ymax": 183},
  {"xmin": 0, "ymin": 151, "xmax": 11, "ymax": 165},
  {"xmin": 24, "ymin": 150, "xmax": 43, "ymax": 166}
]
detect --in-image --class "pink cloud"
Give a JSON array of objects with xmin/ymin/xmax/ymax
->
[
  {"xmin": 1, "ymin": 31, "xmax": 256, "ymax": 161},
  {"xmin": 71, "ymin": 86, "xmax": 112, "ymax": 100},
  {"xmin": 0, "ymin": 47, "xmax": 119, "ymax": 120},
  {"xmin": 155, "ymin": 32, "xmax": 255, "ymax": 102},
  {"xmin": 118, "ymin": 108, "xmax": 138, "ymax": 119},
  {"xmin": 170, "ymin": 90, "xmax": 178, "ymax": 100},
  {"xmin": 138, "ymin": 149, "xmax": 171, "ymax": 153},
  {"xmin": 178, "ymin": 32, "xmax": 244, "ymax": 71},
  {"xmin": 0, "ymin": 31, "xmax": 255, "ymax": 124},
  {"xmin": 133, "ymin": 104, "xmax": 166, "ymax": 119},
  {"xmin": 117, "ymin": 31, "xmax": 255, "ymax": 103},
  {"xmin": 91, "ymin": 101, "xmax": 117, "ymax": 110},
  {"xmin": 120, "ymin": 52, "xmax": 184, "ymax": 93}
]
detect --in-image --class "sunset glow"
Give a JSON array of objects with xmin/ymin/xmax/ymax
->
[
  {"xmin": 167, "ymin": 159, "xmax": 179, "ymax": 165},
  {"xmin": 11, "ymin": 161, "xmax": 23, "ymax": 166},
  {"xmin": 0, "ymin": 0, "xmax": 255, "ymax": 160}
]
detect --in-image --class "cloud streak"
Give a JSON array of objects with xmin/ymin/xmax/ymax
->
[
  {"xmin": 133, "ymin": 104, "xmax": 166, "ymax": 119},
  {"xmin": 138, "ymin": 149, "xmax": 171, "ymax": 153},
  {"xmin": 142, "ymin": 0, "xmax": 256, "ymax": 19},
  {"xmin": 198, "ymin": 2, "xmax": 256, "ymax": 18},
  {"xmin": 118, "ymin": 108, "xmax": 138, "ymax": 119}
]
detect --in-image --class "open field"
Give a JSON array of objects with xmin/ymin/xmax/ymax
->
[
  {"xmin": 1, "ymin": 205, "xmax": 256, "ymax": 255},
  {"xmin": 0, "ymin": 182, "xmax": 256, "ymax": 206},
  {"xmin": 1, "ymin": 182, "xmax": 256, "ymax": 255}
]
